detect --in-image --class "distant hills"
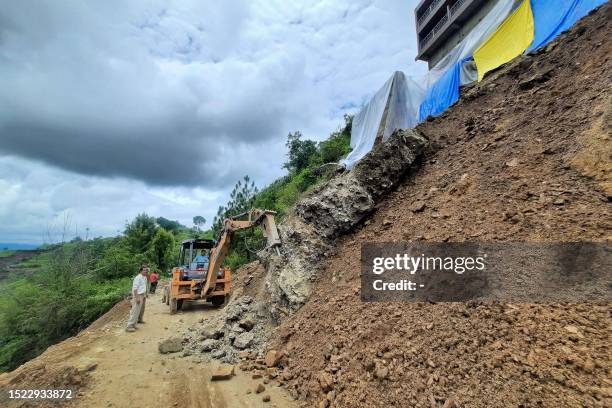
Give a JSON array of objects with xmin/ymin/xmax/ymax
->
[{"xmin": 0, "ymin": 243, "xmax": 39, "ymax": 250}]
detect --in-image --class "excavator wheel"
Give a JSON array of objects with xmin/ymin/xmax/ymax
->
[
  {"xmin": 170, "ymin": 298, "xmax": 178, "ymax": 314},
  {"xmin": 211, "ymin": 295, "xmax": 227, "ymax": 308}
]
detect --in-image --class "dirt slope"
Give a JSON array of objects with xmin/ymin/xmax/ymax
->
[
  {"xmin": 272, "ymin": 4, "xmax": 612, "ymax": 408},
  {"xmin": 0, "ymin": 283, "xmax": 296, "ymax": 408}
]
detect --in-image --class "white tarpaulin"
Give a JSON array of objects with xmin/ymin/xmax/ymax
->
[
  {"xmin": 342, "ymin": 0, "xmax": 518, "ymax": 169},
  {"xmin": 340, "ymin": 71, "xmax": 425, "ymax": 168}
]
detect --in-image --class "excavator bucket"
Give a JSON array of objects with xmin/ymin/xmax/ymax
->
[{"xmin": 251, "ymin": 210, "xmax": 282, "ymax": 249}]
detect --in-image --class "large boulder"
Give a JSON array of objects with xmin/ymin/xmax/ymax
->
[{"xmin": 296, "ymin": 129, "xmax": 428, "ymax": 239}]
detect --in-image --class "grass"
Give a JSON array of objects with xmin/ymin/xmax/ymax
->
[
  {"xmin": 0, "ymin": 250, "xmax": 15, "ymax": 258},
  {"xmin": 14, "ymin": 252, "xmax": 50, "ymax": 269}
]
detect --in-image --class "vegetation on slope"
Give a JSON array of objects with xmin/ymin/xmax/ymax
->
[
  {"xmin": 210, "ymin": 115, "xmax": 353, "ymax": 269},
  {"xmin": 0, "ymin": 250, "xmax": 16, "ymax": 258}
]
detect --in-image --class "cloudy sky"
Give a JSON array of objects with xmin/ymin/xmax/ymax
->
[{"xmin": 0, "ymin": 0, "xmax": 426, "ymax": 244}]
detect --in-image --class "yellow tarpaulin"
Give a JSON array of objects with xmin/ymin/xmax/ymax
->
[{"xmin": 474, "ymin": 0, "xmax": 535, "ymax": 81}]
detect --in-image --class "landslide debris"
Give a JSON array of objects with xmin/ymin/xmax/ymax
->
[
  {"xmin": 270, "ymin": 4, "xmax": 612, "ymax": 407},
  {"xmin": 185, "ymin": 130, "xmax": 427, "ymax": 363},
  {"xmin": 182, "ymin": 262, "xmax": 284, "ymax": 363}
]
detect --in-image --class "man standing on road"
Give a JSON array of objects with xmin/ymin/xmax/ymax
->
[
  {"xmin": 126, "ymin": 265, "xmax": 148, "ymax": 332},
  {"xmin": 149, "ymin": 270, "xmax": 159, "ymax": 294}
]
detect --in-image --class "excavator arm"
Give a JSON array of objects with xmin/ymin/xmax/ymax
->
[{"xmin": 199, "ymin": 209, "xmax": 281, "ymax": 297}]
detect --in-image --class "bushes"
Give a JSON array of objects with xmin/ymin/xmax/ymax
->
[
  {"xmin": 147, "ymin": 228, "xmax": 175, "ymax": 273},
  {"xmin": 0, "ymin": 212, "xmax": 179, "ymax": 372},
  {"xmin": 0, "ymin": 247, "xmax": 129, "ymax": 372},
  {"xmin": 250, "ymin": 114, "xmax": 353, "ymax": 217},
  {"xmin": 318, "ymin": 115, "xmax": 353, "ymax": 164},
  {"xmin": 95, "ymin": 243, "xmax": 141, "ymax": 280},
  {"xmin": 124, "ymin": 213, "xmax": 157, "ymax": 253}
]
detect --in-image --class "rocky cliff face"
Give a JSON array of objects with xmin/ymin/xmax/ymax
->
[{"xmin": 263, "ymin": 129, "xmax": 428, "ymax": 317}]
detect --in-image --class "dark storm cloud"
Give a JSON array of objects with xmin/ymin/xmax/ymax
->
[
  {"xmin": 0, "ymin": 0, "xmax": 298, "ymax": 187},
  {"xmin": 1, "ymin": 122, "xmax": 258, "ymax": 187}
]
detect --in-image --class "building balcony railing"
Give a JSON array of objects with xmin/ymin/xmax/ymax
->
[
  {"xmin": 449, "ymin": 0, "xmax": 467, "ymax": 16},
  {"xmin": 416, "ymin": 0, "xmax": 444, "ymax": 27},
  {"xmin": 420, "ymin": 12, "xmax": 449, "ymax": 47},
  {"xmin": 419, "ymin": 0, "xmax": 469, "ymax": 50}
]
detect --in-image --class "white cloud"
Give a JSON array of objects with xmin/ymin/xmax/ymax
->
[{"xmin": 0, "ymin": 156, "xmax": 226, "ymax": 243}]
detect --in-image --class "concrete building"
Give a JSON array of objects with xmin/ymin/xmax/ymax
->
[{"xmin": 415, "ymin": 0, "xmax": 503, "ymax": 68}]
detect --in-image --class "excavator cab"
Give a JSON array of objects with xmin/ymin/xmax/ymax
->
[
  {"xmin": 177, "ymin": 239, "xmax": 214, "ymax": 280},
  {"xmin": 164, "ymin": 238, "xmax": 231, "ymax": 313}
]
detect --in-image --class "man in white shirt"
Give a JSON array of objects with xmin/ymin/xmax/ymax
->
[{"xmin": 126, "ymin": 265, "xmax": 148, "ymax": 332}]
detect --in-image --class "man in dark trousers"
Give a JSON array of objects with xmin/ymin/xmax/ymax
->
[{"xmin": 149, "ymin": 270, "xmax": 159, "ymax": 294}]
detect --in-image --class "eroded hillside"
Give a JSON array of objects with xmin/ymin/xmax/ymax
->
[{"xmin": 269, "ymin": 4, "xmax": 611, "ymax": 407}]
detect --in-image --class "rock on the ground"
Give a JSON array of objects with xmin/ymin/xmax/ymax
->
[
  {"xmin": 211, "ymin": 365, "xmax": 235, "ymax": 381},
  {"xmin": 201, "ymin": 339, "xmax": 219, "ymax": 352},
  {"xmin": 233, "ymin": 332, "xmax": 254, "ymax": 349},
  {"xmin": 239, "ymin": 316, "xmax": 256, "ymax": 331},
  {"xmin": 265, "ymin": 350, "xmax": 283, "ymax": 367},
  {"xmin": 158, "ymin": 337, "xmax": 183, "ymax": 354},
  {"xmin": 200, "ymin": 327, "xmax": 224, "ymax": 340}
]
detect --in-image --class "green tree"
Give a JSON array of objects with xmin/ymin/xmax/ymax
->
[
  {"xmin": 124, "ymin": 213, "xmax": 157, "ymax": 253},
  {"xmin": 148, "ymin": 228, "xmax": 175, "ymax": 272},
  {"xmin": 212, "ymin": 175, "xmax": 258, "ymax": 235},
  {"xmin": 156, "ymin": 217, "xmax": 185, "ymax": 233},
  {"xmin": 283, "ymin": 131, "xmax": 317, "ymax": 173},
  {"xmin": 95, "ymin": 242, "xmax": 140, "ymax": 280},
  {"xmin": 192, "ymin": 216, "xmax": 206, "ymax": 231},
  {"xmin": 318, "ymin": 114, "xmax": 353, "ymax": 164}
]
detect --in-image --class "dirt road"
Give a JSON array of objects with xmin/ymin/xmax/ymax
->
[{"xmin": 1, "ymin": 286, "xmax": 296, "ymax": 408}]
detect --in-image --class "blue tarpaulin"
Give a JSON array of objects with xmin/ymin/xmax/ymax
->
[
  {"xmin": 418, "ymin": 58, "xmax": 468, "ymax": 121},
  {"xmin": 528, "ymin": 0, "xmax": 607, "ymax": 51}
]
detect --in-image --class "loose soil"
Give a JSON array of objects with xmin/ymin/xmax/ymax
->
[{"xmin": 272, "ymin": 4, "xmax": 612, "ymax": 408}]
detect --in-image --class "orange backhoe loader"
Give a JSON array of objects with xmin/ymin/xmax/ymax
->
[{"xmin": 162, "ymin": 209, "xmax": 281, "ymax": 314}]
